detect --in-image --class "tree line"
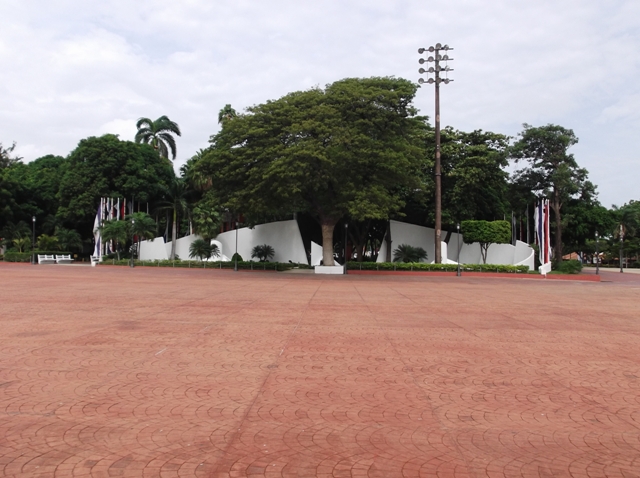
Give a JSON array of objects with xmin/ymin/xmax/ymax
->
[{"xmin": 1, "ymin": 77, "xmax": 637, "ymax": 267}]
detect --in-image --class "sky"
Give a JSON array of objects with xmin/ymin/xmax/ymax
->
[{"xmin": 1, "ymin": 0, "xmax": 638, "ymax": 208}]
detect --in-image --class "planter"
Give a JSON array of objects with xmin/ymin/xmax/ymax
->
[{"xmin": 315, "ymin": 265, "xmax": 345, "ymax": 275}]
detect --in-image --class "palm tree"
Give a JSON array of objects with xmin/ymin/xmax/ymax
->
[
  {"xmin": 159, "ymin": 177, "xmax": 190, "ymax": 260},
  {"xmin": 99, "ymin": 220, "xmax": 129, "ymax": 260},
  {"xmin": 393, "ymin": 244, "xmax": 428, "ymax": 263},
  {"xmin": 37, "ymin": 234, "xmax": 60, "ymax": 252},
  {"xmin": 251, "ymin": 244, "xmax": 275, "ymax": 262},
  {"xmin": 128, "ymin": 212, "xmax": 156, "ymax": 260},
  {"xmin": 55, "ymin": 227, "xmax": 83, "ymax": 252},
  {"xmin": 12, "ymin": 237, "xmax": 31, "ymax": 252},
  {"xmin": 135, "ymin": 116, "xmax": 182, "ymax": 160},
  {"xmin": 189, "ymin": 239, "xmax": 220, "ymax": 261},
  {"xmin": 218, "ymin": 104, "xmax": 237, "ymax": 124}
]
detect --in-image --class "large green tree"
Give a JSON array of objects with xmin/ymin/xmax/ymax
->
[
  {"xmin": 510, "ymin": 124, "xmax": 591, "ymax": 264},
  {"xmin": 135, "ymin": 116, "xmax": 182, "ymax": 160},
  {"xmin": 57, "ymin": 134, "xmax": 174, "ymax": 238},
  {"xmin": 201, "ymin": 77, "xmax": 427, "ymax": 265}
]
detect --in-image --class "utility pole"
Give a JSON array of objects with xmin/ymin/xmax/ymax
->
[{"xmin": 418, "ymin": 44, "xmax": 453, "ymax": 263}]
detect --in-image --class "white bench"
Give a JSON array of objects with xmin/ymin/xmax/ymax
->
[
  {"xmin": 55, "ymin": 254, "xmax": 74, "ymax": 264},
  {"xmin": 37, "ymin": 254, "xmax": 56, "ymax": 264}
]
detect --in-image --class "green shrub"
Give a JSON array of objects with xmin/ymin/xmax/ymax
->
[
  {"xmin": 346, "ymin": 261, "xmax": 529, "ymax": 273},
  {"xmin": 554, "ymin": 259, "xmax": 582, "ymax": 274},
  {"xmin": 100, "ymin": 259, "xmax": 311, "ymax": 272},
  {"xmin": 392, "ymin": 244, "xmax": 428, "ymax": 263}
]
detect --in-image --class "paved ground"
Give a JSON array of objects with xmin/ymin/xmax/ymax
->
[{"xmin": 1, "ymin": 264, "xmax": 639, "ymax": 478}]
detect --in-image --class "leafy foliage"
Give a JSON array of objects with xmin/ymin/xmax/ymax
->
[
  {"xmin": 55, "ymin": 227, "xmax": 83, "ymax": 251},
  {"xmin": 510, "ymin": 124, "xmax": 592, "ymax": 263},
  {"xmin": 461, "ymin": 220, "xmax": 511, "ymax": 264},
  {"xmin": 99, "ymin": 219, "xmax": 129, "ymax": 260},
  {"xmin": 12, "ymin": 237, "xmax": 31, "ymax": 252},
  {"xmin": 251, "ymin": 244, "xmax": 275, "ymax": 262},
  {"xmin": 392, "ymin": 244, "xmax": 428, "ymax": 263},
  {"xmin": 202, "ymin": 77, "xmax": 427, "ymax": 266},
  {"xmin": 37, "ymin": 234, "xmax": 60, "ymax": 251},
  {"xmin": 554, "ymin": 259, "xmax": 582, "ymax": 274},
  {"xmin": 189, "ymin": 238, "xmax": 219, "ymax": 261},
  {"xmin": 57, "ymin": 134, "xmax": 174, "ymax": 238},
  {"xmin": 0, "ymin": 142, "xmax": 22, "ymax": 169},
  {"xmin": 135, "ymin": 116, "xmax": 182, "ymax": 160}
]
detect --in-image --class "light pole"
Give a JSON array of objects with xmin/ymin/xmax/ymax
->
[
  {"xmin": 619, "ymin": 224, "xmax": 624, "ymax": 273},
  {"xmin": 595, "ymin": 231, "xmax": 599, "ymax": 275},
  {"xmin": 344, "ymin": 222, "xmax": 348, "ymax": 275},
  {"xmin": 418, "ymin": 43, "xmax": 453, "ymax": 264},
  {"xmin": 32, "ymin": 216, "xmax": 36, "ymax": 265},
  {"xmin": 456, "ymin": 222, "xmax": 461, "ymax": 277},
  {"xmin": 130, "ymin": 218, "xmax": 135, "ymax": 268},
  {"xmin": 234, "ymin": 221, "xmax": 239, "ymax": 272}
]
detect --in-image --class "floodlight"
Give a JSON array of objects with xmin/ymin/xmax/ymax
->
[
  {"xmin": 428, "ymin": 46, "xmax": 435, "ymax": 52},
  {"xmin": 418, "ymin": 48, "xmax": 425, "ymax": 54},
  {"xmin": 419, "ymin": 68, "xmax": 426, "ymax": 74},
  {"xmin": 419, "ymin": 58, "xmax": 425, "ymax": 64},
  {"xmin": 418, "ymin": 78, "xmax": 425, "ymax": 84},
  {"xmin": 436, "ymin": 43, "xmax": 442, "ymax": 49}
]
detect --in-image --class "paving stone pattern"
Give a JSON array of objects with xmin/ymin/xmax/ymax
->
[{"xmin": 1, "ymin": 264, "xmax": 639, "ymax": 477}]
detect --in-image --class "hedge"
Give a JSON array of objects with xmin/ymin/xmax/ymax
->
[
  {"xmin": 346, "ymin": 261, "xmax": 530, "ymax": 273},
  {"xmin": 3, "ymin": 251, "xmax": 72, "ymax": 262},
  {"xmin": 101, "ymin": 259, "xmax": 312, "ymax": 272}
]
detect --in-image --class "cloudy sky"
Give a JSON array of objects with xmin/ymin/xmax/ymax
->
[{"xmin": 1, "ymin": 0, "xmax": 638, "ymax": 207}]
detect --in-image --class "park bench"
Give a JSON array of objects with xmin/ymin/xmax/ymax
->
[
  {"xmin": 37, "ymin": 254, "xmax": 56, "ymax": 264},
  {"xmin": 55, "ymin": 254, "xmax": 74, "ymax": 264}
]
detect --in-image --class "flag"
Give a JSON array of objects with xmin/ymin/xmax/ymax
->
[
  {"xmin": 93, "ymin": 198, "xmax": 103, "ymax": 260},
  {"xmin": 535, "ymin": 199, "xmax": 552, "ymax": 275}
]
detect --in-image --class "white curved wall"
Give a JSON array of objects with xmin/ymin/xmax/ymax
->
[
  {"xmin": 139, "ymin": 237, "xmax": 168, "ymax": 261},
  {"xmin": 376, "ymin": 220, "xmax": 534, "ymax": 267},
  {"xmin": 215, "ymin": 220, "xmax": 308, "ymax": 264}
]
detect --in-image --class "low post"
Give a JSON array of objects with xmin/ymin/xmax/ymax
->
[
  {"xmin": 619, "ymin": 224, "xmax": 624, "ymax": 273},
  {"xmin": 130, "ymin": 218, "xmax": 135, "ymax": 268},
  {"xmin": 344, "ymin": 222, "xmax": 348, "ymax": 275},
  {"xmin": 595, "ymin": 231, "xmax": 599, "ymax": 275},
  {"xmin": 31, "ymin": 216, "xmax": 36, "ymax": 265},
  {"xmin": 234, "ymin": 221, "xmax": 239, "ymax": 272},
  {"xmin": 456, "ymin": 222, "xmax": 461, "ymax": 277}
]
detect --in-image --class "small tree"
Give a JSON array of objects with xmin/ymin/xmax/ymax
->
[
  {"xmin": 37, "ymin": 234, "xmax": 60, "ymax": 251},
  {"xmin": 461, "ymin": 220, "xmax": 511, "ymax": 264},
  {"xmin": 55, "ymin": 227, "xmax": 83, "ymax": 252},
  {"xmin": 393, "ymin": 244, "xmax": 428, "ymax": 263},
  {"xmin": 189, "ymin": 239, "xmax": 213, "ymax": 261},
  {"xmin": 99, "ymin": 220, "xmax": 129, "ymax": 260},
  {"xmin": 251, "ymin": 244, "xmax": 275, "ymax": 262},
  {"xmin": 128, "ymin": 212, "xmax": 156, "ymax": 260},
  {"xmin": 12, "ymin": 237, "xmax": 31, "ymax": 252}
]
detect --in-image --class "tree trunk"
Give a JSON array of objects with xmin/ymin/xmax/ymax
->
[
  {"xmin": 552, "ymin": 187, "xmax": 562, "ymax": 264},
  {"xmin": 170, "ymin": 209, "xmax": 177, "ymax": 260},
  {"xmin": 320, "ymin": 217, "xmax": 337, "ymax": 266},
  {"xmin": 480, "ymin": 243, "xmax": 488, "ymax": 264}
]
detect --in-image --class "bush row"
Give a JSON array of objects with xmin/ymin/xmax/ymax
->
[
  {"xmin": 346, "ymin": 261, "xmax": 530, "ymax": 273},
  {"xmin": 3, "ymin": 251, "xmax": 72, "ymax": 262},
  {"xmin": 103, "ymin": 259, "xmax": 312, "ymax": 271},
  {"xmin": 553, "ymin": 259, "xmax": 582, "ymax": 274}
]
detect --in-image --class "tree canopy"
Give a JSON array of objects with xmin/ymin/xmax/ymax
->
[
  {"xmin": 199, "ymin": 77, "xmax": 428, "ymax": 265},
  {"xmin": 510, "ymin": 124, "xmax": 592, "ymax": 263},
  {"xmin": 135, "ymin": 116, "xmax": 182, "ymax": 160},
  {"xmin": 461, "ymin": 220, "xmax": 511, "ymax": 263},
  {"xmin": 57, "ymin": 134, "xmax": 175, "ymax": 237}
]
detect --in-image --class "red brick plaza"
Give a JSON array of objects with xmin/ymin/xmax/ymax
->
[{"xmin": 1, "ymin": 264, "xmax": 639, "ymax": 477}]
